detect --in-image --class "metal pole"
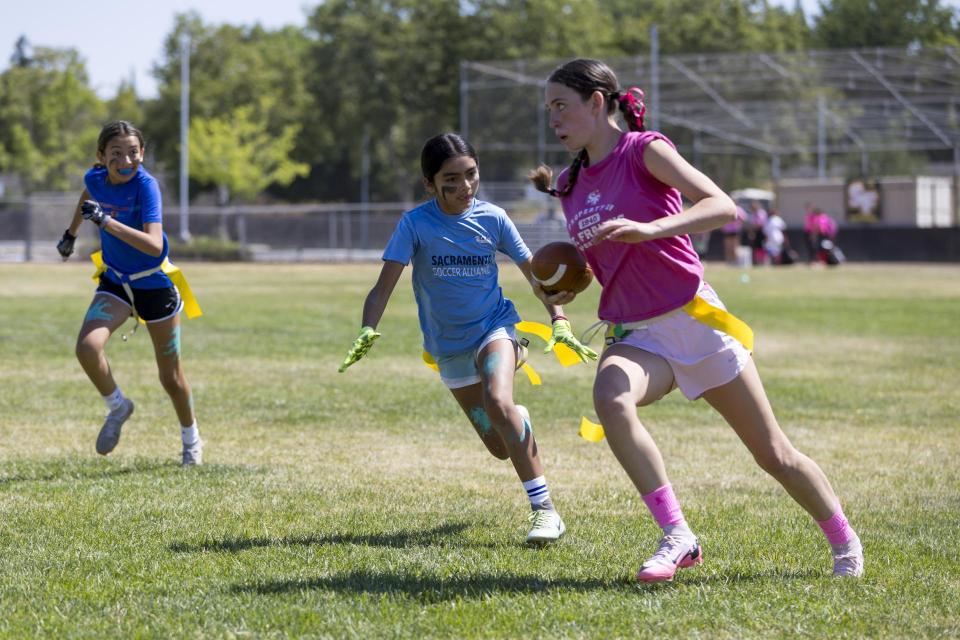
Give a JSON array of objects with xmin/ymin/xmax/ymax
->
[
  {"xmin": 360, "ymin": 128, "xmax": 370, "ymax": 250},
  {"xmin": 650, "ymin": 25, "xmax": 660, "ymax": 132},
  {"xmin": 179, "ymin": 33, "xmax": 191, "ymax": 242},
  {"xmin": 817, "ymin": 94, "xmax": 826, "ymax": 179},
  {"xmin": 460, "ymin": 62, "xmax": 469, "ymax": 139}
]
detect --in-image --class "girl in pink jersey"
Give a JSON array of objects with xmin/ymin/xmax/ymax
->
[{"xmin": 529, "ymin": 59, "xmax": 862, "ymax": 581}]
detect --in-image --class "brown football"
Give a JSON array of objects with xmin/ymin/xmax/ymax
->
[{"xmin": 531, "ymin": 241, "xmax": 593, "ymax": 294}]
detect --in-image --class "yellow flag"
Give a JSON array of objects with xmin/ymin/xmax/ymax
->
[
  {"xmin": 516, "ymin": 320, "xmax": 582, "ymax": 367},
  {"xmin": 578, "ymin": 416, "xmax": 605, "ymax": 442}
]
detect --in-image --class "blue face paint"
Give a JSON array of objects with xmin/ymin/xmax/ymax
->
[
  {"xmin": 84, "ymin": 299, "xmax": 113, "ymax": 324},
  {"xmin": 469, "ymin": 406, "xmax": 493, "ymax": 436},
  {"xmin": 163, "ymin": 326, "xmax": 181, "ymax": 358}
]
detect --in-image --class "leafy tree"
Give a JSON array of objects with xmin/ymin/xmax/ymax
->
[
  {"xmin": 0, "ymin": 42, "xmax": 104, "ymax": 193},
  {"xmin": 147, "ymin": 13, "xmax": 314, "ymax": 199},
  {"xmin": 106, "ymin": 81, "xmax": 144, "ymax": 127},
  {"xmin": 813, "ymin": 0, "xmax": 960, "ymax": 48},
  {"xmin": 188, "ymin": 99, "xmax": 309, "ymax": 204}
]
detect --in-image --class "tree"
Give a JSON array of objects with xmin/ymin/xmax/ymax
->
[
  {"xmin": 0, "ymin": 44, "xmax": 104, "ymax": 193},
  {"xmin": 814, "ymin": 0, "xmax": 960, "ymax": 48},
  {"xmin": 147, "ymin": 13, "xmax": 314, "ymax": 200},
  {"xmin": 188, "ymin": 100, "xmax": 309, "ymax": 204}
]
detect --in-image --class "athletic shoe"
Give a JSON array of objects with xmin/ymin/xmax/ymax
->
[
  {"xmin": 517, "ymin": 404, "xmax": 531, "ymax": 430},
  {"xmin": 526, "ymin": 509, "xmax": 566, "ymax": 546},
  {"xmin": 181, "ymin": 438, "xmax": 203, "ymax": 467},
  {"xmin": 636, "ymin": 533, "xmax": 703, "ymax": 582},
  {"xmin": 96, "ymin": 398, "xmax": 134, "ymax": 455},
  {"xmin": 832, "ymin": 536, "xmax": 864, "ymax": 577}
]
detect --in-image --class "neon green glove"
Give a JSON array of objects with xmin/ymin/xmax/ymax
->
[
  {"xmin": 338, "ymin": 326, "xmax": 381, "ymax": 372},
  {"xmin": 543, "ymin": 319, "xmax": 598, "ymax": 362}
]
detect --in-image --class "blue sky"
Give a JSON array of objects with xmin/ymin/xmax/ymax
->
[{"xmin": 0, "ymin": 0, "xmax": 921, "ymax": 100}]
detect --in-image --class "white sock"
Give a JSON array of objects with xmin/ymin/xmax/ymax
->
[
  {"xmin": 522, "ymin": 475, "xmax": 554, "ymax": 511},
  {"xmin": 180, "ymin": 423, "xmax": 199, "ymax": 446},
  {"xmin": 103, "ymin": 387, "xmax": 125, "ymax": 412}
]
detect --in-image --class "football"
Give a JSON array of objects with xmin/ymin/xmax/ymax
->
[{"xmin": 531, "ymin": 241, "xmax": 593, "ymax": 294}]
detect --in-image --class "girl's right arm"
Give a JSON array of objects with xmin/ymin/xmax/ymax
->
[
  {"xmin": 360, "ymin": 260, "xmax": 406, "ymax": 328},
  {"xmin": 56, "ymin": 190, "xmax": 91, "ymax": 260},
  {"xmin": 339, "ymin": 260, "xmax": 406, "ymax": 372}
]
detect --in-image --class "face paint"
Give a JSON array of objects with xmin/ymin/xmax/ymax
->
[
  {"xmin": 482, "ymin": 352, "xmax": 502, "ymax": 377},
  {"xmin": 469, "ymin": 406, "xmax": 493, "ymax": 435},
  {"xmin": 518, "ymin": 415, "xmax": 532, "ymax": 443},
  {"xmin": 163, "ymin": 325, "xmax": 181, "ymax": 358},
  {"xmin": 84, "ymin": 299, "xmax": 113, "ymax": 323}
]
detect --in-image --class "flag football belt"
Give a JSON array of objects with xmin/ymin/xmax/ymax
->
[
  {"xmin": 90, "ymin": 250, "xmax": 202, "ymax": 341},
  {"xmin": 583, "ymin": 294, "xmax": 754, "ymax": 352}
]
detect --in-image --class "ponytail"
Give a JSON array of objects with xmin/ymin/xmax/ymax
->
[{"xmin": 528, "ymin": 150, "xmax": 588, "ymax": 199}]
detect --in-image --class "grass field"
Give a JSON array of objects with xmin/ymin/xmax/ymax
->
[{"xmin": 1, "ymin": 261, "xmax": 958, "ymax": 639}]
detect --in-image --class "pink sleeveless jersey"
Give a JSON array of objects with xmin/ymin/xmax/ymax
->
[{"xmin": 557, "ymin": 131, "xmax": 703, "ymax": 322}]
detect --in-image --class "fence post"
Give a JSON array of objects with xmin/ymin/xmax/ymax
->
[{"xmin": 24, "ymin": 198, "xmax": 33, "ymax": 262}]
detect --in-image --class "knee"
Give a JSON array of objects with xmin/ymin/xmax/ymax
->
[
  {"xmin": 593, "ymin": 386, "xmax": 636, "ymax": 423},
  {"xmin": 158, "ymin": 368, "xmax": 187, "ymax": 395},
  {"xmin": 753, "ymin": 443, "xmax": 802, "ymax": 478},
  {"xmin": 75, "ymin": 338, "xmax": 101, "ymax": 364}
]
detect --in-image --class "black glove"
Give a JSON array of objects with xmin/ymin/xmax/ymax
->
[
  {"xmin": 56, "ymin": 229, "xmax": 76, "ymax": 260},
  {"xmin": 81, "ymin": 200, "xmax": 110, "ymax": 227}
]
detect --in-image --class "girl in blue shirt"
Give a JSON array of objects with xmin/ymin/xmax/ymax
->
[
  {"xmin": 57, "ymin": 121, "xmax": 202, "ymax": 466},
  {"xmin": 339, "ymin": 133, "xmax": 596, "ymax": 545}
]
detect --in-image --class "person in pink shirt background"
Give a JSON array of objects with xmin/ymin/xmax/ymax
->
[
  {"xmin": 529, "ymin": 58, "xmax": 862, "ymax": 582},
  {"xmin": 721, "ymin": 202, "xmax": 746, "ymax": 264}
]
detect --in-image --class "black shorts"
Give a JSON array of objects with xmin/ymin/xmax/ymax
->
[{"xmin": 96, "ymin": 277, "xmax": 183, "ymax": 322}]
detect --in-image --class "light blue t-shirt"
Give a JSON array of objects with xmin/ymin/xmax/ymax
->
[
  {"xmin": 382, "ymin": 198, "xmax": 532, "ymax": 358},
  {"xmin": 84, "ymin": 165, "xmax": 171, "ymax": 289}
]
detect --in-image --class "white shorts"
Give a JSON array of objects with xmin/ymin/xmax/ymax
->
[
  {"xmin": 609, "ymin": 285, "xmax": 751, "ymax": 400},
  {"xmin": 436, "ymin": 326, "xmax": 518, "ymax": 389}
]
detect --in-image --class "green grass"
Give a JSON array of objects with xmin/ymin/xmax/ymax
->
[{"xmin": 1, "ymin": 261, "xmax": 958, "ymax": 639}]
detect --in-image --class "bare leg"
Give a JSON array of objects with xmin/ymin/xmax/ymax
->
[
  {"xmin": 75, "ymin": 294, "xmax": 131, "ymax": 395},
  {"xmin": 701, "ymin": 358, "xmax": 839, "ymax": 520},
  {"xmin": 450, "ymin": 383, "xmax": 509, "ymax": 460},
  {"xmin": 476, "ymin": 338, "xmax": 542, "ymax": 482},
  {"xmin": 593, "ymin": 344, "xmax": 677, "ymax": 494},
  {"xmin": 147, "ymin": 315, "xmax": 194, "ymax": 426}
]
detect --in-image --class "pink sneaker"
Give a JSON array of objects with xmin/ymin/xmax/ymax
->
[
  {"xmin": 636, "ymin": 534, "xmax": 703, "ymax": 583},
  {"xmin": 832, "ymin": 536, "xmax": 864, "ymax": 577}
]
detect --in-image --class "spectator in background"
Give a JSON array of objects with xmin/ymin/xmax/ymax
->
[
  {"xmin": 746, "ymin": 200, "xmax": 768, "ymax": 266},
  {"xmin": 803, "ymin": 203, "xmax": 818, "ymax": 264},
  {"xmin": 807, "ymin": 208, "xmax": 841, "ymax": 266},
  {"xmin": 722, "ymin": 202, "xmax": 746, "ymax": 264},
  {"xmin": 762, "ymin": 209, "xmax": 788, "ymax": 265}
]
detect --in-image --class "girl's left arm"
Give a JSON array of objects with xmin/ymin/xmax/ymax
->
[
  {"xmin": 102, "ymin": 219, "xmax": 165, "ymax": 257},
  {"xmin": 592, "ymin": 139, "xmax": 736, "ymax": 244}
]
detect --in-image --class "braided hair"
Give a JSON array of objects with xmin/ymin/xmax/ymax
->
[{"xmin": 529, "ymin": 59, "xmax": 646, "ymax": 198}]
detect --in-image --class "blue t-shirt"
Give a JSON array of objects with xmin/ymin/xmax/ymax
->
[
  {"xmin": 382, "ymin": 198, "xmax": 532, "ymax": 358},
  {"xmin": 84, "ymin": 165, "xmax": 171, "ymax": 289}
]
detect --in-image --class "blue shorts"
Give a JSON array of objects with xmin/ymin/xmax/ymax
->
[{"xmin": 436, "ymin": 326, "xmax": 518, "ymax": 389}]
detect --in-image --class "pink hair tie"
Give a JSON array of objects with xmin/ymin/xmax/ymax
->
[{"xmin": 618, "ymin": 87, "xmax": 646, "ymax": 125}]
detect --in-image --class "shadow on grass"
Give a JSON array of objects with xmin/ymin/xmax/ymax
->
[
  {"xmin": 233, "ymin": 567, "xmax": 821, "ymax": 600},
  {"xmin": 0, "ymin": 457, "xmax": 173, "ymax": 486},
  {"xmin": 170, "ymin": 522, "xmax": 472, "ymax": 554},
  {"xmin": 0, "ymin": 457, "xmax": 256, "ymax": 487},
  {"xmin": 233, "ymin": 569, "xmax": 627, "ymax": 599}
]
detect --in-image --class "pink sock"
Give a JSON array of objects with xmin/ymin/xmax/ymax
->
[
  {"xmin": 641, "ymin": 484, "xmax": 687, "ymax": 529},
  {"xmin": 817, "ymin": 508, "xmax": 856, "ymax": 546}
]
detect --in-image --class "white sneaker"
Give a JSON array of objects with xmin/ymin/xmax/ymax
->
[
  {"xmin": 832, "ymin": 536, "xmax": 864, "ymax": 577},
  {"xmin": 526, "ymin": 509, "xmax": 565, "ymax": 546},
  {"xmin": 181, "ymin": 438, "xmax": 203, "ymax": 466},
  {"xmin": 517, "ymin": 404, "xmax": 531, "ymax": 436},
  {"xmin": 96, "ymin": 398, "xmax": 134, "ymax": 455}
]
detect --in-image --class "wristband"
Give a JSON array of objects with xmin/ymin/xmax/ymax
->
[{"xmin": 551, "ymin": 314, "xmax": 567, "ymax": 323}]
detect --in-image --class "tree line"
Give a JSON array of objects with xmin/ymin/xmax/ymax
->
[{"xmin": 1, "ymin": 0, "xmax": 958, "ymax": 203}]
